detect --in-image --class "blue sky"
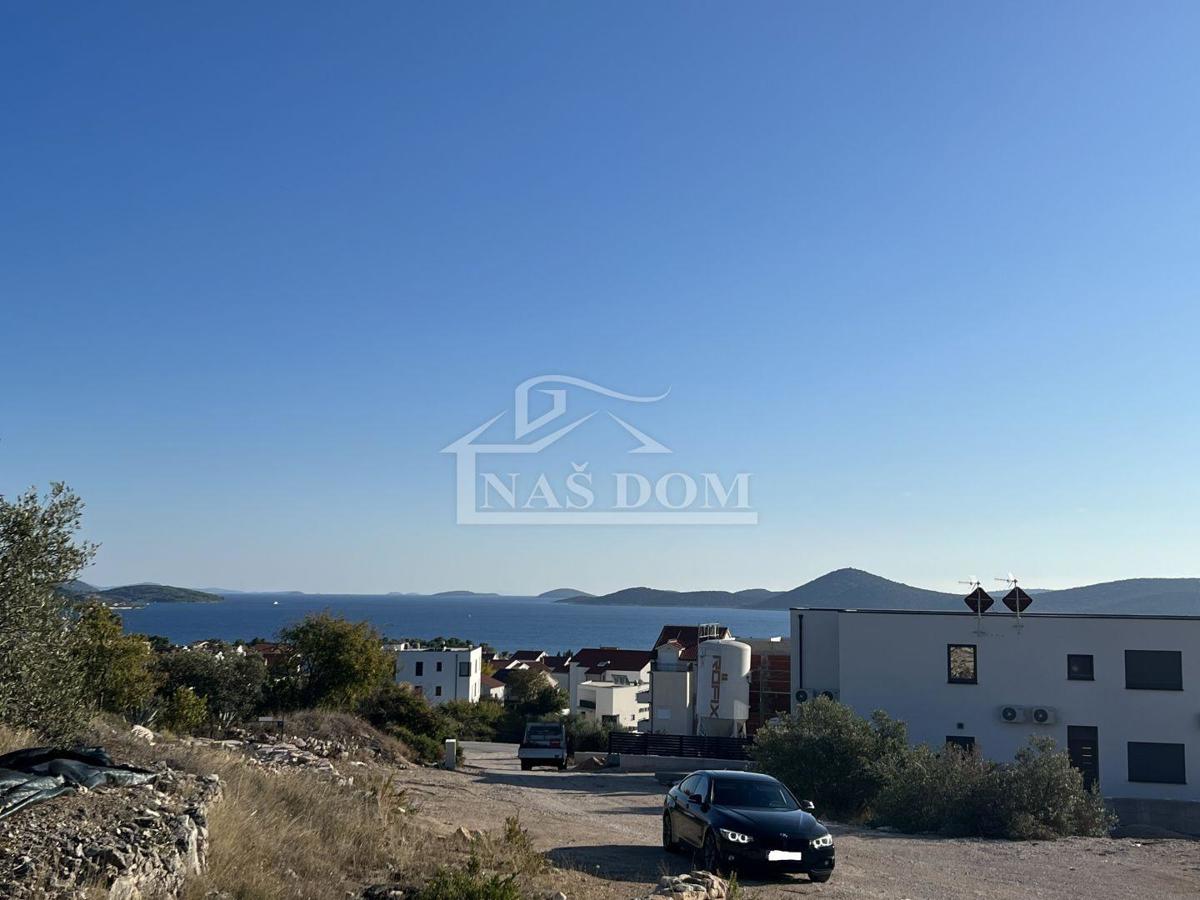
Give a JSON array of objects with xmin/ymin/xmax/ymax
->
[{"xmin": 2, "ymin": 3, "xmax": 1198, "ymax": 594}]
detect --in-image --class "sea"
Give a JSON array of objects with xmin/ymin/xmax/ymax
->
[{"xmin": 116, "ymin": 593, "xmax": 790, "ymax": 651}]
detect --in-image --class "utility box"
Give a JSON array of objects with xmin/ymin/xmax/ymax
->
[{"xmin": 443, "ymin": 738, "xmax": 457, "ymax": 770}]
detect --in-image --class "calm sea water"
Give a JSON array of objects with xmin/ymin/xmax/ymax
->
[{"xmin": 117, "ymin": 594, "xmax": 790, "ymax": 651}]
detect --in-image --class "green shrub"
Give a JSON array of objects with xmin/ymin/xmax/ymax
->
[
  {"xmin": 159, "ymin": 685, "xmax": 208, "ymax": 734},
  {"xmin": 752, "ymin": 697, "xmax": 908, "ymax": 819},
  {"xmin": 757, "ymin": 700, "xmax": 1116, "ymax": 839},
  {"xmin": 411, "ymin": 869, "xmax": 520, "ymax": 900}
]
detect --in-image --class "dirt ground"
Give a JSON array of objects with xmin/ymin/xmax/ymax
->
[{"xmin": 394, "ymin": 742, "xmax": 1200, "ymax": 900}]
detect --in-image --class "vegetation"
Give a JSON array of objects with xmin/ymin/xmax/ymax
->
[
  {"xmin": 280, "ymin": 613, "xmax": 394, "ymax": 708},
  {"xmin": 72, "ymin": 603, "xmax": 159, "ymax": 716},
  {"xmin": 754, "ymin": 697, "xmax": 1115, "ymax": 838},
  {"xmin": 0, "ymin": 484, "xmax": 96, "ymax": 741}
]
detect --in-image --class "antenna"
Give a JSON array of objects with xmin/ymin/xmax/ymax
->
[
  {"xmin": 960, "ymin": 577, "xmax": 993, "ymax": 633},
  {"xmin": 995, "ymin": 573, "xmax": 1033, "ymax": 628}
]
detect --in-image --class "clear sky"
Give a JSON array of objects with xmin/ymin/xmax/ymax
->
[{"xmin": 3, "ymin": 3, "xmax": 1198, "ymax": 595}]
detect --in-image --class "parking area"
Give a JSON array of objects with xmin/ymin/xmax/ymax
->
[{"xmin": 391, "ymin": 741, "xmax": 1200, "ymax": 899}]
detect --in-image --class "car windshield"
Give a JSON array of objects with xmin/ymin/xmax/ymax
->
[
  {"xmin": 525, "ymin": 725, "xmax": 562, "ymax": 741},
  {"xmin": 711, "ymin": 779, "xmax": 799, "ymax": 810}
]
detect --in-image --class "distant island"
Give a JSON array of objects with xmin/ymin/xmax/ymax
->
[
  {"xmin": 556, "ymin": 568, "xmax": 1200, "ymax": 616},
  {"xmin": 430, "ymin": 590, "xmax": 502, "ymax": 598},
  {"xmin": 536, "ymin": 588, "xmax": 594, "ymax": 600},
  {"xmin": 59, "ymin": 581, "xmax": 224, "ymax": 607}
]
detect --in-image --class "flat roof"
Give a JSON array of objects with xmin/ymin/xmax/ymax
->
[{"xmin": 790, "ymin": 606, "xmax": 1200, "ymax": 621}]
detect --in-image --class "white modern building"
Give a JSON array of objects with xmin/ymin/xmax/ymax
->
[
  {"xmin": 577, "ymin": 680, "xmax": 645, "ymax": 728},
  {"xmin": 393, "ymin": 645, "xmax": 482, "ymax": 705},
  {"xmin": 562, "ymin": 648, "xmax": 653, "ymax": 726},
  {"xmin": 790, "ymin": 607, "xmax": 1200, "ymax": 802}
]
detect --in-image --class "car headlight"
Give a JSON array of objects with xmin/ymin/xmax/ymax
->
[
  {"xmin": 718, "ymin": 828, "xmax": 753, "ymax": 844},
  {"xmin": 810, "ymin": 834, "xmax": 833, "ymax": 849}
]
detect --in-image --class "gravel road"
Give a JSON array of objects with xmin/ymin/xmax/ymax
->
[{"xmin": 394, "ymin": 741, "xmax": 1200, "ymax": 899}]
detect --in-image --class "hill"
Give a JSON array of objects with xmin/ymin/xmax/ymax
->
[
  {"xmin": 58, "ymin": 579, "xmax": 102, "ymax": 595},
  {"xmin": 430, "ymin": 590, "xmax": 501, "ymax": 598},
  {"xmin": 751, "ymin": 568, "xmax": 959, "ymax": 610},
  {"xmin": 537, "ymin": 588, "xmax": 594, "ymax": 599},
  {"xmin": 98, "ymin": 584, "xmax": 224, "ymax": 605},
  {"xmin": 1034, "ymin": 578, "xmax": 1200, "ymax": 615}
]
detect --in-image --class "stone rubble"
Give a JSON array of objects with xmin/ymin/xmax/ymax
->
[
  {"xmin": 0, "ymin": 764, "xmax": 221, "ymax": 899},
  {"xmin": 638, "ymin": 870, "xmax": 730, "ymax": 899}
]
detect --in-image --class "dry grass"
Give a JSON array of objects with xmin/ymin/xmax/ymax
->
[
  {"xmin": 171, "ymin": 742, "xmax": 418, "ymax": 899},
  {"xmin": 0, "ymin": 723, "xmax": 36, "ymax": 754}
]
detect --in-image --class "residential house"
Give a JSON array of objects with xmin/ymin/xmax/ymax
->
[{"xmin": 393, "ymin": 645, "xmax": 482, "ymax": 705}]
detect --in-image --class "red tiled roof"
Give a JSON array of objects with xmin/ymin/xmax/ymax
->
[
  {"xmin": 512, "ymin": 650, "xmax": 546, "ymax": 661},
  {"xmin": 481, "ymin": 674, "xmax": 505, "ymax": 690}
]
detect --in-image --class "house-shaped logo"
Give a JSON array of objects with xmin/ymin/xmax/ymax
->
[{"xmin": 442, "ymin": 375, "xmax": 756, "ymax": 526}]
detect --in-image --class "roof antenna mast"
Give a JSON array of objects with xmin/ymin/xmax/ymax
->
[
  {"xmin": 959, "ymin": 577, "xmax": 993, "ymax": 634},
  {"xmin": 996, "ymin": 572, "xmax": 1033, "ymax": 630}
]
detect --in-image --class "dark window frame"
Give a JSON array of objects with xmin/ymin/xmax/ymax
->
[
  {"xmin": 947, "ymin": 644, "xmax": 978, "ymax": 684},
  {"xmin": 1067, "ymin": 654, "xmax": 1095, "ymax": 681},
  {"xmin": 414, "ymin": 661, "xmax": 424, "ymax": 677},
  {"xmin": 1128, "ymin": 741, "xmax": 1186, "ymax": 784},
  {"xmin": 1125, "ymin": 650, "xmax": 1183, "ymax": 691},
  {"xmin": 945, "ymin": 735, "xmax": 976, "ymax": 753}
]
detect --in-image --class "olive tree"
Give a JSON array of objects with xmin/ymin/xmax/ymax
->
[{"xmin": 0, "ymin": 484, "xmax": 97, "ymax": 740}]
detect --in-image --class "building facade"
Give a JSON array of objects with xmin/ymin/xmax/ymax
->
[
  {"xmin": 394, "ymin": 645, "xmax": 482, "ymax": 705},
  {"xmin": 790, "ymin": 607, "xmax": 1200, "ymax": 801}
]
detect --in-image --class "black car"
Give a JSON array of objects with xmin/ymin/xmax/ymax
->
[{"xmin": 662, "ymin": 770, "xmax": 834, "ymax": 882}]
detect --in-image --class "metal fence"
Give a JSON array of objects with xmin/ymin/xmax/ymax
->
[{"xmin": 607, "ymin": 731, "xmax": 753, "ymax": 760}]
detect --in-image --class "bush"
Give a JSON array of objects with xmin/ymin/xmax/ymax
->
[
  {"xmin": 159, "ymin": 685, "xmax": 208, "ymax": 734},
  {"xmin": 756, "ymin": 700, "xmax": 1115, "ymax": 839},
  {"xmin": 411, "ymin": 869, "xmax": 520, "ymax": 900},
  {"xmin": 562, "ymin": 713, "xmax": 621, "ymax": 752},
  {"xmin": 752, "ymin": 697, "xmax": 908, "ymax": 820}
]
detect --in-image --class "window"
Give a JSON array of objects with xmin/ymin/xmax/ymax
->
[
  {"xmin": 1125, "ymin": 650, "xmax": 1182, "ymax": 691},
  {"xmin": 948, "ymin": 644, "xmax": 977, "ymax": 684},
  {"xmin": 1128, "ymin": 742, "xmax": 1186, "ymax": 784},
  {"xmin": 678, "ymin": 774, "xmax": 700, "ymax": 797},
  {"xmin": 436, "ymin": 661, "xmax": 443, "ymax": 673},
  {"xmin": 945, "ymin": 736, "xmax": 976, "ymax": 753},
  {"xmin": 459, "ymin": 661, "xmax": 470, "ymax": 677},
  {"xmin": 413, "ymin": 685, "xmax": 423, "ymax": 696},
  {"xmin": 414, "ymin": 661, "xmax": 424, "ymax": 677},
  {"xmin": 435, "ymin": 685, "xmax": 442, "ymax": 697},
  {"xmin": 1067, "ymin": 654, "xmax": 1094, "ymax": 681}
]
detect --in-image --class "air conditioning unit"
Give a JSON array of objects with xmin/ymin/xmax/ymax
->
[
  {"xmin": 794, "ymin": 689, "xmax": 809, "ymax": 704},
  {"xmin": 999, "ymin": 705, "xmax": 1028, "ymax": 723},
  {"xmin": 818, "ymin": 689, "xmax": 838, "ymax": 701},
  {"xmin": 1031, "ymin": 706, "xmax": 1057, "ymax": 725}
]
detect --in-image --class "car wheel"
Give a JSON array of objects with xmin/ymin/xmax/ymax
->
[
  {"xmin": 701, "ymin": 830, "xmax": 723, "ymax": 875},
  {"xmin": 810, "ymin": 871, "xmax": 832, "ymax": 883},
  {"xmin": 662, "ymin": 814, "xmax": 678, "ymax": 852}
]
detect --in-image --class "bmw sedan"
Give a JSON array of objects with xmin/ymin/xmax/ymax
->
[{"xmin": 662, "ymin": 770, "xmax": 835, "ymax": 882}]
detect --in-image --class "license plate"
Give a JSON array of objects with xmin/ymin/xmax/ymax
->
[{"xmin": 768, "ymin": 850, "xmax": 804, "ymax": 862}]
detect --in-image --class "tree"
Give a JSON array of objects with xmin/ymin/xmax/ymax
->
[
  {"xmin": 157, "ymin": 649, "xmax": 267, "ymax": 727},
  {"xmin": 0, "ymin": 484, "xmax": 97, "ymax": 740},
  {"xmin": 502, "ymin": 669, "xmax": 567, "ymax": 718},
  {"xmin": 159, "ymin": 685, "xmax": 208, "ymax": 734},
  {"xmin": 279, "ymin": 613, "xmax": 393, "ymax": 709},
  {"xmin": 73, "ymin": 603, "xmax": 159, "ymax": 716}
]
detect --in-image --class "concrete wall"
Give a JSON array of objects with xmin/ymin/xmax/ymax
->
[{"xmin": 791, "ymin": 608, "xmax": 1200, "ymax": 802}]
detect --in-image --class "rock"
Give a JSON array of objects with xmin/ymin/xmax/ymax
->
[
  {"xmin": 547, "ymin": 893, "xmax": 568, "ymax": 900},
  {"xmin": 130, "ymin": 725, "xmax": 155, "ymax": 744}
]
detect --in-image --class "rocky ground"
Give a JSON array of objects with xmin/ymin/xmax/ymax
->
[{"xmin": 0, "ymin": 763, "xmax": 220, "ymax": 899}]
